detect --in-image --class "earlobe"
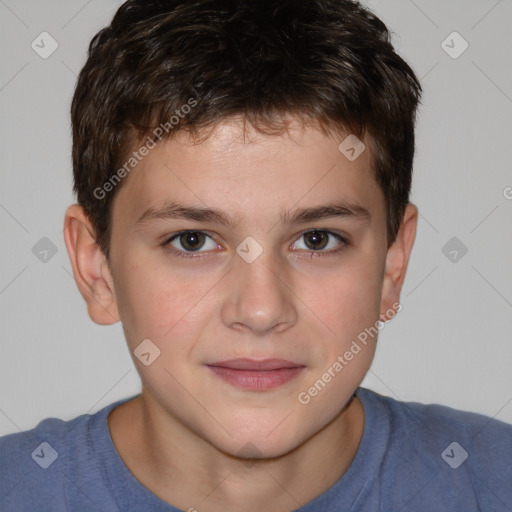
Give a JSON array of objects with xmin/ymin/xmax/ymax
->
[
  {"xmin": 63, "ymin": 204, "xmax": 120, "ymax": 325},
  {"xmin": 379, "ymin": 203, "xmax": 418, "ymax": 320}
]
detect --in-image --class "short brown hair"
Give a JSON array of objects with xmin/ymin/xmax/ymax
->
[{"xmin": 71, "ymin": 0, "xmax": 422, "ymax": 260}]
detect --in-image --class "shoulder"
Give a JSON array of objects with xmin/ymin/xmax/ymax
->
[
  {"xmin": 359, "ymin": 386, "xmax": 512, "ymax": 442},
  {"xmin": 357, "ymin": 388, "xmax": 512, "ymax": 510},
  {"xmin": 402, "ymin": 394, "xmax": 512, "ymax": 481},
  {"xmin": 367, "ymin": 387, "xmax": 512, "ymax": 437},
  {"xmin": 382, "ymin": 390, "xmax": 512, "ymax": 456},
  {"xmin": 0, "ymin": 413, "xmax": 85, "ymax": 511},
  {"xmin": 0, "ymin": 411, "xmax": 87, "ymax": 467},
  {"xmin": 0, "ymin": 401, "xmax": 123, "ymax": 512}
]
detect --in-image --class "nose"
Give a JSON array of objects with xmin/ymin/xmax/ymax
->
[{"xmin": 221, "ymin": 249, "xmax": 298, "ymax": 336}]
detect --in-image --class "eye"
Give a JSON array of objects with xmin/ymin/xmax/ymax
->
[
  {"xmin": 162, "ymin": 229, "xmax": 349, "ymax": 259},
  {"xmin": 292, "ymin": 230, "xmax": 348, "ymax": 256},
  {"xmin": 163, "ymin": 230, "xmax": 219, "ymax": 258}
]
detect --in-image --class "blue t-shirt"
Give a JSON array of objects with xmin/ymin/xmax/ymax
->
[{"xmin": 1, "ymin": 387, "xmax": 511, "ymax": 511}]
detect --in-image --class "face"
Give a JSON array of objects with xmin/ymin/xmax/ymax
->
[{"xmin": 67, "ymin": 117, "xmax": 415, "ymax": 459}]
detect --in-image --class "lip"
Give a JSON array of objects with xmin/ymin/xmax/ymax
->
[
  {"xmin": 206, "ymin": 358, "xmax": 306, "ymax": 390},
  {"xmin": 208, "ymin": 358, "xmax": 303, "ymax": 370}
]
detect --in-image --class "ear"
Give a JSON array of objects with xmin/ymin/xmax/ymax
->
[
  {"xmin": 379, "ymin": 203, "xmax": 418, "ymax": 321},
  {"xmin": 63, "ymin": 204, "xmax": 120, "ymax": 325}
]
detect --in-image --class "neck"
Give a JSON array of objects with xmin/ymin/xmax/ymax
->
[{"xmin": 108, "ymin": 391, "xmax": 364, "ymax": 512}]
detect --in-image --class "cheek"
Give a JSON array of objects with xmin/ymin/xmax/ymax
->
[
  {"xmin": 114, "ymin": 255, "xmax": 217, "ymax": 348},
  {"xmin": 309, "ymin": 259, "xmax": 383, "ymax": 344}
]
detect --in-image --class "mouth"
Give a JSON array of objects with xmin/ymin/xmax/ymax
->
[{"xmin": 205, "ymin": 358, "xmax": 306, "ymax": 391}]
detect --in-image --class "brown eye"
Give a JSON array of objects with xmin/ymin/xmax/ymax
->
[
  {"xmin": 303, "ymin": 230, "xmax": 329, "ymax": 251},
  {"xmin": 292, "ymin": 230, "xmax": 348, "ymax": 256},
  {"xmin": 178, "ymin": 231, "xmax": 206, "ymax": 251},
  {"xmin": 164, "ymin": 231, "xmax": 218, "ymax": 256}
]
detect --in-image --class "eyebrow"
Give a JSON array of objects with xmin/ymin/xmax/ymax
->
[{"xmin": 135, "ymin": 200, "xmax": 371, "ymax": 229}]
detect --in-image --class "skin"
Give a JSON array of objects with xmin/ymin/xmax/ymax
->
[{"xmin": 64, "ymin": 116, "xmax": 417, "ymax": 512}]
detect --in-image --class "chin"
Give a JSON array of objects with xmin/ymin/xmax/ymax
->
[
  {"xmin": 205, "ymin": 417, "xmax": 310, "ymax": 461},
  {"xmin": 221, "ymin": 436, "xmax": 300, "ymax": 462}
]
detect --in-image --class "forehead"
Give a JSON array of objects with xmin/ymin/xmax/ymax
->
[{"xmin": 112, "ymin": 119, "xmax": 385, "ymax": 230}]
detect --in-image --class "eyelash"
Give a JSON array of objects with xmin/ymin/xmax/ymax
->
[{"xmin": 161, "ymin": 229, "xmax": 350, "ymax": 259}]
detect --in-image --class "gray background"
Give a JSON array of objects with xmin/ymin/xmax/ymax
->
[{"xmin": 1, "ymin": 0, "xmax": 511, "ymax": 437}]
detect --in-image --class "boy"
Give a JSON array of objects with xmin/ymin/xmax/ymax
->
[{"xmin": 1, "ymin": 0, "xmax": 511, "ymax": 510}]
